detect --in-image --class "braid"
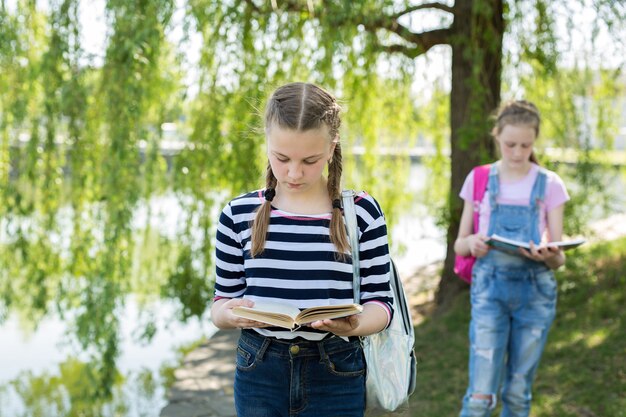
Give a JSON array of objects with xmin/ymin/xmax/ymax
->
[
  {"xmin": 327, "ymin": 143, "xmax": 349, "ymax": 257},
  {"xmin": 251, "ymin": 163, "xmax": 278, "ymax": 257},
  {"xmin": 265, "ymin": 162, "xmax": 278, "ymax": 190},
  {"xmin": 321, "ymin": 102, "xmax": 341, "ymax": 142}
]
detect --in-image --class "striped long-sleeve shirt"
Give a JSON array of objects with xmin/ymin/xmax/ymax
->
[{"xmin": 214, "ymin": 189, "xmax": 393, "ymax": 340}]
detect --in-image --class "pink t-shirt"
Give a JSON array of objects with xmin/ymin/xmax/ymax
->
[{"xmin": 459, "ymin": 163, "xmax": 570, "ymax": 237}]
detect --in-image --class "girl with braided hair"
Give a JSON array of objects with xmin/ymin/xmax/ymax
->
[
  {"xmin": 211, "ymin": 82, "xmax": 393, "ymax": 417},
  {"xmin": 455, "ymin": 100, "xmax": 570, "ymax": 417}
]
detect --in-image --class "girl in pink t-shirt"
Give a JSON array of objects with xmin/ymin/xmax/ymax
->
[{"xmin": 454, "ymin": 100, "xmax": 570, "ymax": 417}]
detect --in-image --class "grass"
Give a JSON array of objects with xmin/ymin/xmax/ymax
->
[{"xmin": 408, "ymin": 237, "xmax": 626, "ymax": 417}]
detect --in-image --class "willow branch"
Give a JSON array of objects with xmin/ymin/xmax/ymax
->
[
  {"xmin": 365, "ymin": 21, "xmax": 453, "ymax": 57},
  {"xmin": 392, "ymin": 2, "xmax": 456, "ymax": 19},
  {"xmin": 371, "ymin": 27, "xmax": 452, "ymax": 58},
  {"xmin": 241, "ymin": 0, "xmax": 454, "ymax": 57}
]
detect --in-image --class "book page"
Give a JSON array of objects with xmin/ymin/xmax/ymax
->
[
  {"xmin": 237, "ymin": 301, "xmax": 301, "ymax": 317},
  {"xmin": 232, "ymin": 301, "xmax": 301, "ymax": 320},
  {"xmin": 488, "ymin": 234, "xmax": 530, "ymax": 249},
  {"xmin": 231, "ymin": 301, "xmax": 303, "ymax": 329},
  {"xmin": 232, "ymin": 302, "xmax": 363, "ymax": 330},
  {"xmin": 295, "ymin": 304, "xmax": 363, "ymax": 324},
  {"xmin": 545, "ymin": 238, "xmax": 586, "ymax": 250},
  {"xmin": 488, "ymin": 234, "xmax": 586, "ymax": 252}
]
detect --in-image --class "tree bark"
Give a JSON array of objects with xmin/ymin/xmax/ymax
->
[{"xmin": 435, "ymin": 0, "xmax": 503, "ymax": 308}]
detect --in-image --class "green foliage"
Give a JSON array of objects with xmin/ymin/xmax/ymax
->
[
  {"xmin": 183, "ymin": 0, "xmax": 420, "ymax": 225},
  {"xmin": 534, "ymin": 238, "xmax": 626, "ymax": 416},
  {"xmin": 417, "ymin": 87, "xmax": 451, "ymax": 226},
  {"xmin": 1, "ymin": 0, "xmax": 624, "ymax": 414},
  {"xmin": 515, "ymin": 65, "xmax": 625, "ymax": 235},
  {"xmin": 0, "ymin": 1, "xmax": 191, "ymax": 411},
  {"xmin": 161, "ymin": 245, "xmax": 214, "ymax": 321},
  {"xmin": 502, "ymin": 0, "xmax": 625, "ymax": 236}
]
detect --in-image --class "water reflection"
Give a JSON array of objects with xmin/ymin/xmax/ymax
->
[
  {"xmin": 0, "ymin": 188, "xmax": 219, "ymax": 416},
  {"xmin": 1, "ymin": 294, "xmax": 216, "ymax": 416},
  {"xmin": 7, "ymin": 357, "xmax": 156, "ymax": 417}
]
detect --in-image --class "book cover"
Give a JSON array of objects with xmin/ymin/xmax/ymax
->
[
  {"xmin": 486, "ymin": 234, "xmax": 586, "ymax": 255},
  {"xmin": 232, "ymin": 301, "xmax": 363, "ymax": 331}
]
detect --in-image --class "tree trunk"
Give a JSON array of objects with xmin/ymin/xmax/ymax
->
[{"xmin": 435, "ymin": 0, "xmax": 503, "ymax": 308}]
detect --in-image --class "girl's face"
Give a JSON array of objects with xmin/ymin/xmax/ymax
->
[
  {"xmin": 495, "ymin": 123, "xmax": 536, "ymax": 170},
  {"xmin": 266, "ymin": 123, "xmax": 336, "ymax": 195}
]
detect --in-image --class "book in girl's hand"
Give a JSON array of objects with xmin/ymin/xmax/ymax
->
[
  {"xmin": 486, "ymin": 234, "xmax": 586, "ymax": 255},
  {"xmin": 232, "ymin": 301, "xmax": 363, "ymax": 331}
]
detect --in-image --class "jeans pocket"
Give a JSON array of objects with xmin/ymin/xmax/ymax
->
[
  {"xmin": 323, "ymin": 346, "xmax": 365, "ymax": 377},
  {"xmin": 534, "ymin": 270, "xmax": 557, "ymax": 301},
  {"xmin": 236, "ymin": 343, "xmax": 257, "ymax": 371}
]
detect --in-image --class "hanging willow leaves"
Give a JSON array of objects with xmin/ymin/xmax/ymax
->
[{"xmin": 0, "ymin": 0, "xmax": 624, "ymax": 410}]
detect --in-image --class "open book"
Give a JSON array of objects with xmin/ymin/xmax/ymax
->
[
  {"xmin": 232, "ymin": 301, "xmax": 363, "ymax": 331},
  {"xmin": 486, "ymin": 234, "xmax": 586, "ymax": 254}
]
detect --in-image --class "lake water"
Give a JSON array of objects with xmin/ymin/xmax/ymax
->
[{"xmin": 0, "ymin": 295, "xmax": 218, "ymax": 416}]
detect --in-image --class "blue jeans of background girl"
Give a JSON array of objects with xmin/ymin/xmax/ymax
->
[
  {"xmin": 235, "ymin": 329, "xmax": 366, "ymax": 417},
  {"xmin": 460, "ymin": 164, "xmax": 556, "ymax": 417},
  {"xmin": 460, "ymin": 259, "xmax": 557, "ymax": 417}
]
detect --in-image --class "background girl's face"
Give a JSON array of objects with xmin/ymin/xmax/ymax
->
[
  {"xmin": 266, "ymin": 123, "xmax": 336, "ymax": 195},
  {"xmin": 495, "ymin": 123, "xmax": 536, "ymax": 170}
]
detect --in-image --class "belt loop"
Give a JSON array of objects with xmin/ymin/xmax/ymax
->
[
  {"xmin": 257, "ymin": 336, "xmax": 271, "ymax": 361},
  {"xmin": 317, "ymin": 338, "xmax": 329, "ymax": 360}
]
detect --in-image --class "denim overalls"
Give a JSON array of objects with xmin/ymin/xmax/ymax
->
[{"xmin": 460, "ymin": 164, "xmax": 558, "ymax": 417}]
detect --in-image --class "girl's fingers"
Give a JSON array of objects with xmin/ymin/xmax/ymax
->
[
  {"xmin": 310, "ymin": 317, "xmax": 354, "ymax": 334},
  {"xmin": 529, "ymin": 241, "xmax": 541, "ymax": 256}
]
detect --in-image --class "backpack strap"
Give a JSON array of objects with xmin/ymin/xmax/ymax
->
[
  {"xmin": 472, "ymin": 164, "xmax": 491, "ymax": 234},
  {"xmin": 341, "ymin": 189, "xmax": 361, "ymax": 304},
  {"xmin": 342, "ymin": 190, "xmax": 410, "ymax": 335},
  {"xmin": 532, "ymin": 167, "xmax": 548, "ymax": 206}
]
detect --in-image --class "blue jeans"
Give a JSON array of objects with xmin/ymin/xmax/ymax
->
[
  {"xmin": 234, "ymin": 329, "xmax": 366, "ymax": 417},
  {"xmin": 460, "ymin": 259, "xmax": 557, "ymax": 417}
]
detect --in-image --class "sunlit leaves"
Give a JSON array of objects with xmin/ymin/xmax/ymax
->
[
  {"xmin": 0, "ymin": 0, "xmax": 187, "ymax": 409},
  {"xmin": 519, "ymin": 65, "xmax": 625, "ymax": 236},
  {"xmin": 161, "ymin": 245, "xmax": 213, "ymax": 321},
  {"xmin": 1, "ymin": 0, "xmax": 625, "ymax": 412}
]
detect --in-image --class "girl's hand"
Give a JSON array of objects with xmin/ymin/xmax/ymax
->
[
  {"xmin": 310, "ymin": 303, "xmax": 387, "ymax": 337},
  {"xmin": 519, "ymin": 242, "xmax": 562, "ymax": 265},
  {"xmin": 309, "ymin": 315, "xmax": 359, "ymax": 336},
  {"xmin": 211, "ymin": 298, "xmax": 272, "ymax": 329},
  {"xmin": 467, "ymin": 233, "xmax": 490, "ymax": 258}
]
